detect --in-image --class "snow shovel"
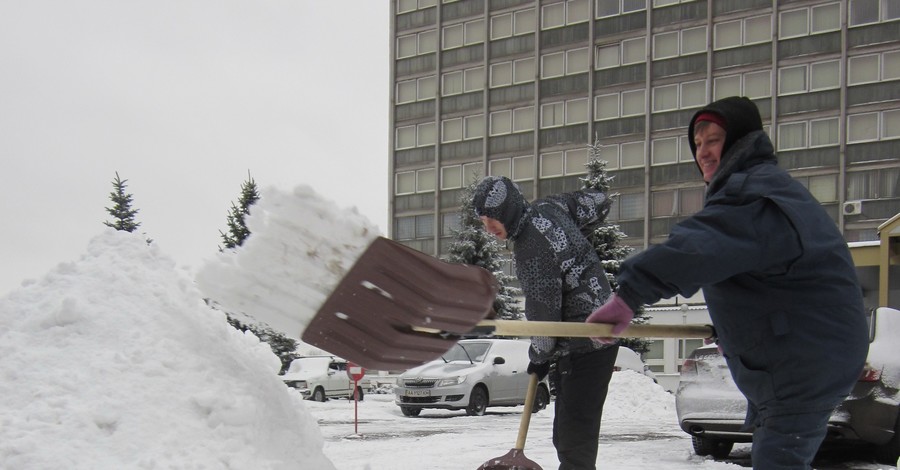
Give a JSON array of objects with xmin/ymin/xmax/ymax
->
[
  {"xmin": 477, "ymin": 373, "xmax": 543, "ymax": 470},
  {"xmin": 302, "ymin": 237, "xmax": 714, "ymax": 371}
]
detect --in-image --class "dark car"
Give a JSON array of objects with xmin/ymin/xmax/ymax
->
[{"xmin": 675, "ymin": 307, "xmax": 900, "ymax": 465}]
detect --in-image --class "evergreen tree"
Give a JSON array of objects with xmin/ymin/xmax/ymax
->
[
  {"xmin": 103, "ymin": 172, "xmax": 141, "ymax": 233},
  {"xmin": 580, "ymin": 139, "xmax": 651, "ymax": 354},
  {"xmin": 444, "ymin": 181, "xmax": 523, "ymax": 321},
  {"xmin": 219, "ymin": 172, "xmax": 260, "ymax": 251}
]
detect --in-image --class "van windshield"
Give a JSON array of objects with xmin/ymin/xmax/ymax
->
[{"xmin": 442, "ymin": 342, "xmax": 490, "ymax": 363}]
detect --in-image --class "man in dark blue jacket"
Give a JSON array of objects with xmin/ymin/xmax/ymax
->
[
  {"xmin": 473, "ymin": 176, "xmax": 616, "ymax": 469},
  {"xmin": 587, "ymin": 96, "xmax": 869, "ymax": 469}
]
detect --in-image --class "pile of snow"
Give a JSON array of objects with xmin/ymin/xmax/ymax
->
[
  {"xmin": 605, "ymin": 370, "xmax": 677, "ymax": 423},
  {"xmin": 0, "ymin": 230, "xmax": 336, "ymax": 470}
]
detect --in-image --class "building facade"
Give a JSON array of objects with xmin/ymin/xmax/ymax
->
[{"xmin": 388, "ymin": 0, "xmax": 900, "ymax": 386}]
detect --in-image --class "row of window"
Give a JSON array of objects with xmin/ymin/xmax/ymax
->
[
  {"xmin": 397, "ymin": 110, "xmax": 899, "ymax": 183},
  {"xmin": 399, "ymin": 1, "xmax": 898, "ymax": 60},
  {"xmin": 399, "ymin": 0, "xmax": 895, "ymax": 31},
  {"xmin": 395, "ymin": 166, "xmax": 898, "ymax": 238},
  {"xmin": 399, "ymin": 50, "xmax": 898, "ymax": 106}
]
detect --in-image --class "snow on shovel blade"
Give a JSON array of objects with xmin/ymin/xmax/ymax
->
[
  {"xmin": 477, "ymin": 449, "xmax": 542, "ymax": 470},
  {"xmin": 302, "ymin": 237, "xmax": 499, "ymax": 371}
]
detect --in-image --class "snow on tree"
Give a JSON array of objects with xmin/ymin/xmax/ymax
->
[
  {"xmin": 444, "ymin": 181, "xmax": 523, "ymax": 321},
  {"xmin": 580, "ymin": 139, "xmax": 651, "ymax": 354},
  {"xmin": 219, "ymin": 171, "xmax": 260, "ymax": 251},
  {"xmin": 103, "ymin": 172, "xmax": 141, "ymax": 233}
]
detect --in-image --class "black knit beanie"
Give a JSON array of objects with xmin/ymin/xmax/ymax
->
[{"xmin": 472, "ymin": 176, "xmax": 527, "ymax": 238}]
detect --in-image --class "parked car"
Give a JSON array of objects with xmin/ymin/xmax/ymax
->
[
  {"xmin": 675, "ymin": 307, "xmax": 900, "ymax": 464},
  {"xmin": 282, "ymin": 356, "xmax": 364, "ymax": 402},
  {"xmin": 394, "ymin": 339, "xmax": 551, "ymax": 417}
]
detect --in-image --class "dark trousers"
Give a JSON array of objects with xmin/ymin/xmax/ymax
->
[
  {"xmin": 551, "ymin": 346, "xmax": 617, "ymax": 470},
  {"xmin": 751, "ymin": 409, "xmax": 832, "ymax": 469}
]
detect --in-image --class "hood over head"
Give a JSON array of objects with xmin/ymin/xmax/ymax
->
[
  {"xmin": 687, "ymin": 96, "xmax": 763, "ymax": 177},
  {"xmin": 472, "ymin": 176, "xmax": 528, "ymax": 239}
]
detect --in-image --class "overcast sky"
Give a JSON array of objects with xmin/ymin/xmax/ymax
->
[{"xmin": 0, "ymin": 1, "xmax": 390, "ymax": 295}]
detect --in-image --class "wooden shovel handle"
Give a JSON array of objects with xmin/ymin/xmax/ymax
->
[
  {"xmin": 477, "ymin": 320, "xmax": 714, "ymax": 339},
  {"xmin": 515, "ymin": 374, "xmax": 540, "ymax": 451}
]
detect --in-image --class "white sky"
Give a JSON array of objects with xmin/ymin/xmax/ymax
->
[{"xmin": 0, "ymin": 0, "xmax": 390, "ymax": 296}]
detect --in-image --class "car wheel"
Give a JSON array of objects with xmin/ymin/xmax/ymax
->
[
  {"xmin": 531, "ymin": 384, "xmax": 550, "ymax": 413},
  {"xmin": 466, "ymin": 386, "xmax": 488, "ymax": 416},
  {"xmin": 691, "ymin": 435, "xmax": 734, "ymax": 459},
  {"xmin": 400, "ymin": 406, "xmax": 421, "ymax": 417},
  {"xmin": 311, "ymin": 387, "xmax": 327, "ymax": 402},
  {"xmin": 873, "ymin": 412, "xmax": 900, "ymax": 465}
]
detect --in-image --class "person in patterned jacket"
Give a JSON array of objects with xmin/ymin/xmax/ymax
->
[{"xmin": 472, "ymin": 175, "xmax": 616, "ymax": 470}]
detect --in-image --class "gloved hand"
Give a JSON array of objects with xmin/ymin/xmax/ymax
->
[
  {"xmin": 586, "ymin": 294, "xmax": 635, "ymax": 343},
  {"xmin": 527, "ymin": 361, "xmax": 550, "ymax": 380}
]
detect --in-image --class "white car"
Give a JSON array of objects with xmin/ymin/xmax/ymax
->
[
  {"xmin": 394, "ymin": 339, "xmax": 551, "ymax": 417},
  {"xmin": 282, "ymin": 356, "xmax": 364, "ymax": 402}
]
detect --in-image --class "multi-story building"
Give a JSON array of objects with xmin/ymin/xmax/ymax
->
[{"xmin": 388, "ymin": 0, "xmax": 900, "ymax": 388}]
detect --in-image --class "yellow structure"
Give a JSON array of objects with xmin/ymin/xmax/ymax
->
[{"xmin": 849, "ymin": 213, "xmax": 900, "ymax": 309}]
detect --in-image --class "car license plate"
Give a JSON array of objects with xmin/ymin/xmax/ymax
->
[{"xmin": 405, "ymin": 389, "xmax": 430, "ymax": 397}]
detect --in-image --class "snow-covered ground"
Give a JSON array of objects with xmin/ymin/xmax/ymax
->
[{"xmin": 0, "ymin": 185, "xmax": 896, "ymax": 469}]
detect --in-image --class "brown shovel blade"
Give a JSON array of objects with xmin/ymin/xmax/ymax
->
[
  {"xmin": 477, "ymin": 449, "xmax": 543, "ymax": 470},
  {"xmin": 302, "ymin": 237, "xmax": 499, "ymax": 371}
]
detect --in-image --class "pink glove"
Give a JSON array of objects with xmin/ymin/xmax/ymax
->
[{"xmin": 586, "ymin": 294, "xmax": 635, "ymax": 343}]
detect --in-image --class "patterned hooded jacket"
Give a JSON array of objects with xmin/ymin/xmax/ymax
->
[
  {"xmin": 615, "ymin": 97, "xmax": 868, "ymax": 423},
  {"xmin": 473, "ymin": 176, "xmax": 614, "ymax": 364}
]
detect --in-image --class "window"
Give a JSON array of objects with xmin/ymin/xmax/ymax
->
[
  {"xmin": 397, "ymin": 34, "xmax": 417, "ymax": 58},
  {"xmin": 442, "ymin": 70, "xmax": 463, "ymax": 96},
  {"xmin": 443, "ymin": 19, "xmax": 485, "ymax": 49},
  {"xmin": 396, "ymin": 125, "xmax": 416, "ymax": 149},
  {"xmin": 680, "ymin": 187, "xmax": 704, "ymax": 213},
  {"xmin": 621, "ymin": 141, "xmax": 646, "ymax": 168},
  {"xmin": 395, "ymin": 215, "xmax": 435, "ymax": 241},
  {"xmin": 784, "ymin": 3, "xmax": 842, "ymax": 37},
  {"xmin": 442, "ymin": 213, "xmax": 461, "ymax": 237},
  {"xmin": 848, "ymin": 111, "xmax": 900, "ymax": 143},
  {"xmin": 441, "ymin": 165, "xmax": 463, "ymax": 190},
  {"xmin": 443, "ymin": 66, "xmax": 484, "ymax": 95},
  {"xmin": 540, "ymin": 151, "xmax": 564, "ymax": 177},
  {"xmin": 541, "ymin": 101, "xmax": 565, "ymax": 128},
  {"xmin": 513, "ymin": 106, "xmax": 535, "ymax": 132},
  {"xmin": 566, "ymin": 148, "xmax": 589, "ymax": 175},
  {"xmin": 542, "ymin": 48, "xmax": 590, "ymax": 79},
  {"xmin": 464, "ymin": 114, "xmax": 484, "ymax": 139},
  {"xmin": 653, "ymin": 26, "xmax": 706, "ymax": 60},
  {"xmin": 492, "ymin": 9, "xmax": 536, "ymax": 38},
  {"xmin": 490, "ymin": 62, "xmax": 513, "ymax": 88},
  {"xmin": 566, "ymin": 98, "xmax": 589, "ymax": 124},
  {"xmin": 778, "ymin": 61, "xmax": 839, "ymax": 95},
  {"xmin": 847, "ymin": 169, "xmax": 900, "ymax": 200},
  {"xmin": 777, "ymin": 121, "xmax": 808, "ymax": 150},
  {"xmin": 464, "ymin": 67, "xmax": 484, "ymax": 92},
  {"xmin": 779, "ymin": 65, "xmax": 807, "ymax": 95},
  {"xmin": 543, "ymin": 0, "xmax": 590, "ymax": 29},
  {"xmin": 798, "ymin": 174, "xmax": 838, "ymax": 203},
  {"xmin": 653, "ymin": 81, "xmax": 705, "ymax": 112},
  {"xmin": 513, "ymin": 155, "xmax": 535, "ymax": 181},
  {"xmin": 849, "ymin": 0, "xmax": 899, "ymax": 26},
  {"xmin": 618, "ymin": 192, "xmax": 645, "ymax": 220},
  {"xmin": 417, "ymin": 168, "xmax": 436, "ymax": 193},
  {"xmin": 490, "ymin": 110, "xmax": 513, "ymax": 136},
  {"xmin": 651, "ymin": 190, "xmax": 676, "ymax": 217},
  {"xmin": 809, "ymin": 117, "xmax": 839, "ymax": 147},
  {"xmin": 395, "ymin": 171, "xmax": 416, "ymax": 195},
  {"xmin": 418, "ymin": 122, "xmax": 436, "ymax": 146},
  {"xmin": 715, "ymin": 16, "xmax": 771, "ymax": 49},
  {"xmin": 397, "ymin": 0, "xmax": 417, "ymax": 14},
  {"xmin": 489, "ymin": 159, "xmax": 511, "ymax": 178},
  {"xmin": 596, "ymin": 37, "xmax": 647, "ymax": 69},
  {"xmin": 596, "ymin": 89, "xmax": 647, "ymax": 120},
  {"xmin": 442, "ymin": 118, "xmax": 463, "ymax": 143},
  {"xmin": 651, "ymin": 137, "xmax": 679, "ymax": 165},
  {"xmin": 717, "ymin": 71, "xmax": 770, "ymax": 99},
  {"xmin": 849, "ymin": 51, "xmax": 900, "ymax": 85},
  {"xmin": 462, "ymin": 161, "xmax": 484, "ymax": 184},
  {"xmin": 596, "ymin": 0, "xmax": 647, "ymax": 18},
  {"xmin": 397, "ymin": 76, "xmax": 437, "ymax": 104}
]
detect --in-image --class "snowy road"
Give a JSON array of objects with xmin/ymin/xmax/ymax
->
[{"xmin": 304, "ymin": 373, "xmax": 894, "ymax": 470}]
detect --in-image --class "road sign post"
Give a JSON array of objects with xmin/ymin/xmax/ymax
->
[{"xmin": 347, "ymin": 362, "xmax": 366, "ymax": 434}]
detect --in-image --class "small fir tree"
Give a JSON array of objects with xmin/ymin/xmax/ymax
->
[
  {"xmin": 104, "ymin": 172, "xmax": 141, "ymax": 233},
  {"xmin": 219, "ymin": 172, "xmax": 260, "ymax": 250},
  {"xmin": 444, "ymin": 180, "xmax": 523, "ymax": 321},
  {"xmin": 580, "ymin": 139, "xmax": 651, "ymax": 354}
]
